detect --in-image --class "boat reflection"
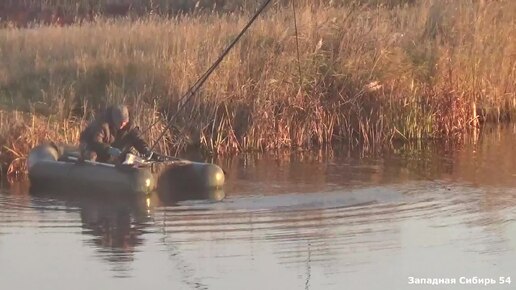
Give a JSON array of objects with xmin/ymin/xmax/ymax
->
[
  {"xmin": 78, "ymin": 196, "xmax": 149, "ymax": 261},
  {"xmin": 28, "ymin": 189, "xmax": 151, "ymax": 276},
  {"xmin": 27, "ymin": 186, "xmax": 225, "ymax": 275},
  {"xmin": 157, "ymin": 186, "xmax": 225, "ymax": 204}
]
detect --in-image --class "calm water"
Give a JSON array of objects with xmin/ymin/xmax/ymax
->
[{"xmin": 1, "ymin": 125, "xmax": 516, "ymax": 290}]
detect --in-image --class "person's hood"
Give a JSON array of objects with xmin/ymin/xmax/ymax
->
[{"xmin": 110, "ymin": 105, "xmax": 129, "ymax": 130}]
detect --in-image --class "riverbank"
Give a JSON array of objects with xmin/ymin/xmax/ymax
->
[{"xmin": 1, "ymin": 0, "xmax": 515, "ymax": 177}]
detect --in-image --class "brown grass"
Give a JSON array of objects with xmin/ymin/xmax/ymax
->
[{"xmin": 1, "ymin": 0, "xmax": 516, "ymax": 177}]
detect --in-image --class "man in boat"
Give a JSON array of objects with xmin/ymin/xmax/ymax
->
[{"xmin": 79, "ymin": 105, "xmax": 157, "ymax": 163}]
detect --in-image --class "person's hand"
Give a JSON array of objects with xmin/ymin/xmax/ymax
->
[
  {"xmin": 153, "ymin": 153, "xmax": 167, "ymax": 162},
  {"xmin": 143, "ymin": 149, "xmax": 167, "ymax": 162},
  {"xmin": 143, "ymin": 148, "xmax": 154, "ymax": 161},
  {"xmin": 108, "ymin": 146, "xmax": 122, "ymax": 158}
]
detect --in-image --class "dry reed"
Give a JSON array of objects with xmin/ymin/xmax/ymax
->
[{"xmin": 0, "ymin": 0, "xmax": 515, "ymax": 177}]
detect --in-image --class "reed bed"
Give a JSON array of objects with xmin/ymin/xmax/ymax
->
[{"xmin": 0, "ymin": 0, "xmax": 515, "ymax": 177}]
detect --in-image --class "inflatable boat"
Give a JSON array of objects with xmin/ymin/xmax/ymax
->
[{"xmin": 27, "ymin": 143, "xmax": 225, "ymax": 200}]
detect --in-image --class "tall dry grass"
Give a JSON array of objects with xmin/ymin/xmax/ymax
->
[
  {"xmin": 0, "ymin": 0, "xmax": 417, "ymax": 17},
  {"xmin": 1, "ymin": 0, "xmax": 515, "ymax": 176}
]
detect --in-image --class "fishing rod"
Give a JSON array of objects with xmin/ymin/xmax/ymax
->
[{"xmin": 145, "ymin": 0, "xmax": 275, "ymax": 153}]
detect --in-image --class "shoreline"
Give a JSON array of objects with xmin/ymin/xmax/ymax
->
[{"xmin": 0, "ymin": 107, "xmax": 511, "ymax": 179}]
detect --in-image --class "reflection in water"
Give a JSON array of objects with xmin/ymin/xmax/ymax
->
[
  {"xmin": 28, "ymin": 192, "xmax": 152, "ymax": 277},
  {"xmin": 0, "ymin": 124, "xmax": 515, "ymax": 290},
  {"xmin": 220, "ymin": 124, "xmax": 516, "ymax": 195},
  {"xmin": 305, "ymin": 242, "xmax": 311, "ymax": 290},
  {"xmin": 78, "ymin": 197, "xmax": 148, "ymax": 272}
]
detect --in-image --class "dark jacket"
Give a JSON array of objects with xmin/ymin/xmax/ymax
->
[{"xmin": 79, "ymin": 106, "xmax": 149, "ymax": 161}]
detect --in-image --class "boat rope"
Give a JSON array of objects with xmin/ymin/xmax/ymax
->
[{"xmin": 145, "ymin": 0, "xmax": 275, "ymax": 152}]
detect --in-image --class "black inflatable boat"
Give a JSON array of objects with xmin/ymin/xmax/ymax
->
[{"xmin": 27, "ymin": 143, "xmax": 225, "ymax": 200}]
